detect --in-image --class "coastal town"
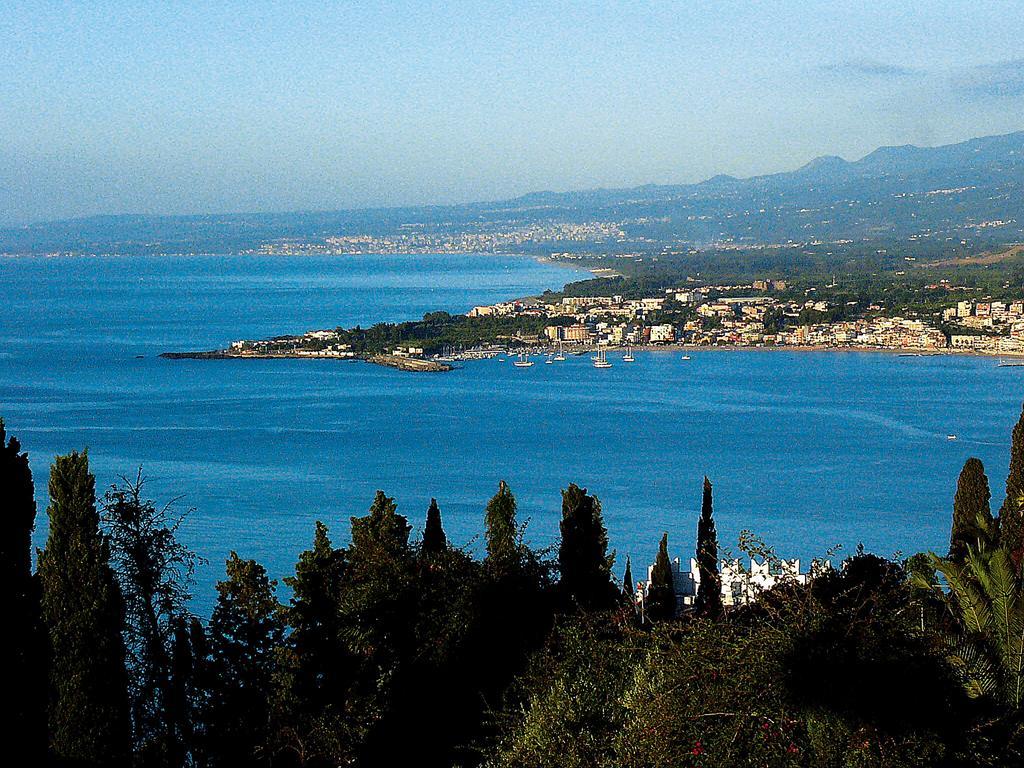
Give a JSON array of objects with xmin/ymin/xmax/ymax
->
[{"xmin": 169, "ymin": 276, "xmax": 1024, "ymax": 369}]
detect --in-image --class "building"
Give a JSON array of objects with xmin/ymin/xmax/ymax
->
[
  {"xmin": 649, "ymin": 324, "xmax": 676, "ymax": 343},
  {"xmin": 637, "ymin": 556, "xmax": 822, "ymax": 616},
  {"xmin": 563, "ymin": 324, "xmax": 591, "ymax": 342}
]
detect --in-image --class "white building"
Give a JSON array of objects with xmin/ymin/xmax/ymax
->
[
  {"xmin": 637, "ymin": 556, "xmax": 825, "ymax": 616},
  {"xmin": 649, "ymin": 324, "xmax": 676, "ymax": 343}
]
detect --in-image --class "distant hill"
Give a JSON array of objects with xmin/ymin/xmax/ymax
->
[{"xmin": 3, "ymin": 130, "xmax": 1024, "ymax": 254}]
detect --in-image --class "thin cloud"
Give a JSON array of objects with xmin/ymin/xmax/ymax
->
[
  {"xmin": 822, "ymin": 57, "xmax": 1024, "ymax": 103},
  {"xmin": 956, "ymin": 58, "xmax": 1024, "ymax": 99},
  {"xmin": 821, "ymin": 60, "xmax": 923, "ymax": 79}
]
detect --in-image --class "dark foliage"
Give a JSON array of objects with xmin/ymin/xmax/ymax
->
[
  {"xmin": 557, "ymin": 483, "xmax": 616, "ymax": 611},
  {"xmin": 16, "ymin": 401, "xmax": 1024, "ymax": 767},
  {"xmin": 101, "ymin": 472, "xmax": 201, "ymax": 764},
  {"xmin": 694, "ymin": 476, "xmax": 723, "ymax": 618},
  {"xmin": 422, "ymin": 497, "xmax": 448, "ymax": 557},
  {"xmin": 1000, "ymin": 403, "xmax": 1024, "ymax": 566},
  {"xmin": 0, "ymin": 420, "xmax": 47, "ymax": 759},
  {"xmin": 950, "ymin": 457, "xmax": 994, "ymax": 561},
  {"xmin": 38, "ymin": 451, "xmax": 131, "ymax": 766},
  {"xmin": 646, "ymin": 533, "xmax": 675, "ymax": 621},
  {"xmin": 201, "ymin": 553, "xmax": 285, "ymax": 767}
]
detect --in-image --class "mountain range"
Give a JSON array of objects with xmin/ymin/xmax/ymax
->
[{"xmin": 3, "ymin": 130, "xmax": 1024, "ymax": 254}]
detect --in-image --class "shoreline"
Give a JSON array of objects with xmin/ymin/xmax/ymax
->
[
  {"xmin": 523, "ymin": 343, "xmax": 1024, "ymax": 360},
  {"xmin": 158, "ymin": 350, "xmax": 453, "ymax": 372},
  {"xmin": 160, "ymin": 343, "xmax": 1024, "ymax": 371}
]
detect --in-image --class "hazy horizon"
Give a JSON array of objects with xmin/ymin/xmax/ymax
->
[{"xmin": 3, "ymin": 2, "xmax": 1024, "ymax": 225}]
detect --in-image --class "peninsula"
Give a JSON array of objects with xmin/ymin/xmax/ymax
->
[{"xmin": 160, "ymin": 254, "xmax": 1024, "ymax": 370}]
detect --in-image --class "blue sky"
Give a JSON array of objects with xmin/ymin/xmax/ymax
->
[{"xmin": 2, "ymin": 1, "xmax": 1023, "ymax": 224}]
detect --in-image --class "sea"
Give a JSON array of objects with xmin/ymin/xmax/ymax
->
[{"xmin": 2, "ymin": 253, "xmax": 1021, "ymax": 613}]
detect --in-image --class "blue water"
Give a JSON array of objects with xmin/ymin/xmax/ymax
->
[{"xmin": 3, "ymin": 254, "xmax": 1022, "ymax": 613}]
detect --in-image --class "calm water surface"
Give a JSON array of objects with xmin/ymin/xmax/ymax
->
[{"xmin": 2, "ymin": 254, "xmax": 1021, "ymax": 612}]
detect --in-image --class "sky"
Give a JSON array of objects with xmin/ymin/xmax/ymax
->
[{"xmin": 2, "ymin": 1, "xmax": 1024, "ymax": 225}]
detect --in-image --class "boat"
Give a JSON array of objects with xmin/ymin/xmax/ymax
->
[
  {"xmin": 997, "ymin": 360, "xmax": 1024, "ymax": 367},
  {"xmin": 947, "ymin": 434, "xmax": 958, "ymax": 441},
  {"xmin": 622, "ymin": 345, "xmax": 635, "ymax": 362},
  {"xmin": 681, "ymin": 354, "xmax": 691, "ymax": 361},
  {"xmin": 512, "ymin": 353, "xmax": 534, "ymax": 368},
  {"xmin": 553, "ymin": 341, "xmax": 566, "ymax": 361},
  {"xmin": 593, "ymin": 348, "xmax": 613, "ymax": 369},
  {"xmin": 544, "ymin": 356, "xmax": 554, "ymax": 364}
]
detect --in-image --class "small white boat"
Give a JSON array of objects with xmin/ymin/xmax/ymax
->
[
  {"xmin": 622, "ymin": 345, "xmax": 635, "ymax": 362},
  {"xmin": 947, "ymin": 434, "xmax": 958, "ymax": 441},
  {"xmin": 512, "ymin": 353, "xmax": 534, "ymax": 368},
  {"xmin": 553, "ymin": 341, "xmax": 566, "ymax": 361},
  {"xmin": 545, "ymin": 357, "xmax": 554, "ymax": 364},
  {"xmin": 593, "ymin": 348, "xmax": 613, "ymax": 369},
  {"xmin": 681, "ymin": 354, "xmax": 691, "ymax": 361}
]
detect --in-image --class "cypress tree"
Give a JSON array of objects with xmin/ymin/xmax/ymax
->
[
  {"xmin": 1, "ymin": 418, "xmax": 35, "ymax": 615},
  {"xmin": 484, "ymin": 480, "xmax": 519, "ymax": 571},
  {"xmin": 38, "ymin": 451, "xmax": 131, "ymax": 765},
  {"xmin": 1001, "ymin": 402, "xmax": 1024, "ymax": 566},
  {"xmin": 0, "ymin": 420, "xmax": 46, "ymax": 758},
  {"xmin": 203, "ymin": 553, "xmax": 284, "ymax": 767},
  {"xmin": 949, "ymin": 457, "xmax": 994, "ymax": 561},
  {"xmin": 558, "ymin": 483, "xmax": 615, "ymax": 610},
  {"xmin": 623, "ymin": 555, "xmax": 634, "ymax": 599},
  {"xmin": 421, "ymin": 497, "xmax": 447, "ymax": 557},
  {"xmin": 646, "ymin": 533, "xmax": 676, "ymax": 621},
  {"xmin": 694, "ymin": 476, "xmax": 723, "ymax": 618}
]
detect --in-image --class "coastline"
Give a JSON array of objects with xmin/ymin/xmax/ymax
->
[
  {"xmin": 159, "ymin": 350, "xmax": 453, "ymax": 372},
  {"xmin": 530, "ymin": 343, "xmax": 1024, "ymax": 360}
]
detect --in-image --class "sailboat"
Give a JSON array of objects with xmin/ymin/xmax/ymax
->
[
  {"xmin": 622, "ymin": 345, "xmax": 635, "ymax": 362},
  {"xmin": 553, "ymin": 341, "xmax": 566, "ymax": 361},
  {"xmin": 512, "ymin": 352, "xmax": 534, "ymax": 368},
  {"xmin": 593, "ymin": 348, "xmax": 613, "ymax": 369}
]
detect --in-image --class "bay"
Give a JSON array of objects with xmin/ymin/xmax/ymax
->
[{"xmin": 2, "ymin": 253, "xmax": 1020, "ymax": 613}]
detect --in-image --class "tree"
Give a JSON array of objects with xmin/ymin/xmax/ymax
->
[
  {"xmin": 101, "ymin": 470, "xmax": 201, "ymax": 762},
  {"xmin": 341, "ymin": 492, "xmax": 419, "ymax": 762},
  {"xmin": 646, "ymin": 533, "xmax": 676, "ymax": 621},
  {"xmin": 38, "ymin": 450, "xmax": 131, "ymax": 765},
  {"xmin": 623, "ymin": 556, "xmax": 634, "ymax": 599},
  {"xmin": 919, "ymin": 543, "xmax": 1024, "ymax": 709},
  {"xmin": 558, "ymin": 483, "xmax": 616, "ymax": 611},
  {"xmin": 274, "ymin": 521, "xmax": 357, "ymax": 766},
  {"xmin": 949, "ymin": 457, "xmax": 995, "ymax": 562},
  {"xmin": 1, "ymin": 417, "xmax": 35, "ymax": 622},
  {"xmin": 350, "ymin": 490, "xmax": 412, "ymax": 566},
  {"xmin": 0, "ymin": 419, "xmax": 46, "ymax": 758},
  {"xmin": 202, "ymin": 553, "xmax": 285, "ymax": 767},
  {"xmin": 694, "ymin": 476, "xmax": 723, "ymax": 618},
  {"xmin": 421, "ymin": 497, "xmax": 447, "ymax": 557},
  {"xmin": 485, "ymin": 480, "xmax": 519, "ymax": 572},
  {"xmin": 1000, "ymin": 401, "xmax": 1024, "ymax": 566},
  {"xmin": 165, "ymin": 614, "xmax": 204, "ymax": 768}
]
